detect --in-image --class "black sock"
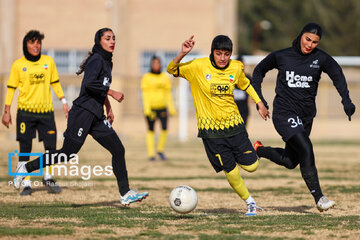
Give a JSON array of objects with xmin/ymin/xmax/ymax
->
[
  {"xmin": 95, "ymin": 134, "xmax": 130, "ymax": 196},
  {"xmin": 257, "ymin": 146, "xmax": 298, "ymax": 169},
  {"xmin": 301, "ymin": 166, "xmax": 323, "ymax": 203}
]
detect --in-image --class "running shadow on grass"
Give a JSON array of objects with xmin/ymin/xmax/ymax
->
[
  {"xmin": 267, "ymin": 205, "xmax": 313, "ymax": 213},
  {"xmin": 70, "ymin": 201, "xmax": 133, "ymax": 209},
  {"xmin": 31, "ymin": 186, "xmax": 70, "ymax": 194},
  {"xmin": 198, "ymin": 208, "xmax": 240, "ymax": 215}
]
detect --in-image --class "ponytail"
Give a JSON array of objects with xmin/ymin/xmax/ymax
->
[{"xmin": 76, "ymin": 51, "xmax": 94, "ymax": 75}]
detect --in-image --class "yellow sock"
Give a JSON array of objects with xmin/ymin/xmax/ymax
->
[
  {"xmin": 157, "ymin": 130, "xmax": 167, "ymax": 153},
  {"xmin": 146, "ymin": 131, "xmax": 155, "ymax": 157},
  {"xmin": 225, "ymin": 166, "xmax": 250, "ymax": 200}
]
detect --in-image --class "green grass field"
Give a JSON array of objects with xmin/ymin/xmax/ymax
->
[{"xmin": 0, "ymin": 137, "xmax": 359, "ymax": 239}]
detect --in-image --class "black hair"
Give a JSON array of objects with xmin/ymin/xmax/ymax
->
[
  {"xmin": 301, "ymin": 22, "xmax": 322, "ymax": 38},
  {"xmin": 150, "ymin": 55, "xmax": 161, "ymax": 74},
  {"xmin": 23, "ymin": 30, "xmax": 44, "ymax": 62},
  {"xmin": 209, "ymin": 35, "xmax": 233, "ymax": 70},
  {"xmin": 211, "ymin": 35, "xmax": 233, "ymax": 53},
  {"xmin": 77, "ymin": 28, "xmax": 113, "ymax": 75}
]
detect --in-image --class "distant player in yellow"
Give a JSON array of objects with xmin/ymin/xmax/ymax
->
[
  {"xmin": 167, "ymin": 35, "xmax": 270, "ymax": 216},
  {"xmin": 1, "ymin": 30, "xmax": 69, "ymax": 195},
  {"xmin": 141, "ymin": 56, "xmax": 176, "ymax": 161}
]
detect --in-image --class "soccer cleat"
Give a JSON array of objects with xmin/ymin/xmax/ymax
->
[
  {"xmin": 43, "ymin": 179, "xmax": 62, "ymax": 193},
  {"xmin": 253, "ymin": 141, "xmax": 264, "ymax": 152},
  {"xmin": 20, "ymin": 186, "xmax": 32, "ymax": 196},
  {"xmin": 149, "ymin": 157, "xmax": 156, "ymax": 161},
  {"xmin": 316, "ymin": 196, "xmax": 336, "ymax": 212},
  {"xmin": 245, "ymin": 202, "xmax": 263, "ymax": 216},
  {"xmin": 120, "ymin": 189, "xmax": 149, "ymax": 206},
  {"xmin": 13, "ymin": 162, "xmax": 28, "ymax": 189},
  {"xmin": 157, "ymin": 152, "xmax": 166, "ymax": 161}
]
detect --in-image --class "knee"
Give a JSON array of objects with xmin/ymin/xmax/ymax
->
[
  {"xmin": 282, "ymin": 157, "xmax": 298, "ymax": 169},
  {"xmin": 239, "ymin": 160, "xmax": 259, "ymax": 173}
]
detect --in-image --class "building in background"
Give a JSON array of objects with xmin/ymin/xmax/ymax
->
[{"xmin": 0, "ymin": 0, "xmax": 237, "ymax": 117}]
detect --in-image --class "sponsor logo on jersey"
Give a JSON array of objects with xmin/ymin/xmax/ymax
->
[
  {"xmin": 210, "ymin": 83, "xmax": 231, "ymax": 96},
  {"xmin": 205, "ymin": 74, "xmax": 212, "ymax": 80},
  {"xmin": 43, "ymin": 64, "xmax": 49, "ymax": 70},
  {"xmin": 103, "ymin": 77, "xmax": 110, "ymax": 87},
  {"xmin": 286, "ymin": 71, "xmax": 312, "ymax": 88},
  {"xmin": 47, "ymin": 130, "xmax": 56, "ymax": 134},
  {"xmin": 310, "ymin": 59, "xmax": 320, "ymax": 68},
  {"xmin": 22, "ymin": 67, "xmax": 27, "ymax": 72},
  {"xmin": 229, "ymin": 75, "xmax": 234, "ymax": 82},
  {"xmin": 29, "ymin": 73, "xmax": 45, "ymax": 85}
]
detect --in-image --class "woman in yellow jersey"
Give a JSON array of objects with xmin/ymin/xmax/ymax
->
[
  {"xmin": 141, "ymin": 56, "xmax": 176, "ymax": 161},
  {"xmin": 1, "ymin": 30, "xmax": 69, "ymax": 196},
  {"xmin": 167, "ymin": 35, "xmax": 270, "ymax": 216}
]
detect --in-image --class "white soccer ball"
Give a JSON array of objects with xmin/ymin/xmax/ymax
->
[{"xmin": 169, "ymin": 185, "xmax": 198, "ymax": 214}]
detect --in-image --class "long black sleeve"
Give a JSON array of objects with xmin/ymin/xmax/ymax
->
[
  {"xmin": 82, "ymin": 55, "xmax": 110, "ymax": 98},
  {"xmin": 73, "ymin": 53, "xmax": 113, "ymax": 119},
  {"xmin": 251, "ymin": 52, "xmax": 278, "ymax": 108},
  {"xmin": 322, "ymin": 54, "xmax": 352, "ymax": 106}
]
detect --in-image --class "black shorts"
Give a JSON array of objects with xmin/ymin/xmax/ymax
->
[
  {"xmin": 273, "ymin": 113, "xmax": 313, "ymax": 142},
  {"xmin": 202, "ymin": 131, "xmax": 258, "ymax": 173},
  {"xmin": 146, "ymin": 108, "xmax": 168, "ymax": 131},
  {"xmin": 63, "ymin": 105, "xmax": 116, "ymax": 144},
  {"xmin": 16, "ymin": 110, "xmax": 57, "ymax": 146}
]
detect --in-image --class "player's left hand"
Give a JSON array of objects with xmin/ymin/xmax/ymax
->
[
  {"xmin": 63, "ymin": 103, "xmax": 70, "ymax": 119},
  {"xmin": 257, "ymin": 101, "xmax": 270, "ymax": 121},
  {"xmin": 107, "ymin": 108, "xmax": 114, "ymax": 124},
  {"xmin": 344, "ymin": 102, "xmax": 355, "ymax": 121},
  {"xmin": 109, "ymin": 90, "xmax": 125, "ymax": 103}
]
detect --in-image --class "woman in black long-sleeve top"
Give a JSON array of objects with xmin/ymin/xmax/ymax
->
[
  {"xmin": 252, "ymin": 23, "xmax": 355, "ymax": 212},
  {"xmin": 13, "ymin": 28, "xmax": 149, "ymax": 206}
]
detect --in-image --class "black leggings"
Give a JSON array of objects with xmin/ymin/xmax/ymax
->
[
  {"xmin": 26, "ymin": 133, "xmax": 130, "ymax": 196},
  {"xmin": 258, "ymin": 131, "xmax": 315, "ymax": 169},
  {"xmin": 19, "ymin": 137, "xmax": 56, "ymax": 162},
  {"xmin": 257, "ymin": 131, "xmax": 323, "ymax": 203}
]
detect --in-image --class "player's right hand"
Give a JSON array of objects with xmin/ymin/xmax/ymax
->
[
  {"xmin": 344, "ymin": 102, "xmax": 356, "ymax": 121},
  {"xmin": 182, "ymin": 36, "xmax": 195, "ymax": 54},
  {"xmin": 257, "ymin": 101, "xmax": 270, "ymax": 121},
  {"xmin": 1, "ymin": 112, "xmax": 12, "ymax": 128}
]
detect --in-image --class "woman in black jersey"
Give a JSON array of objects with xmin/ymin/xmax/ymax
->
[
  {"xmin": 252, "ymin": 23, "xmax": 355, "ymax": 212},
  {"xmin": 13, "ymin": 28, "xmax": 149, "ymax": 206}
]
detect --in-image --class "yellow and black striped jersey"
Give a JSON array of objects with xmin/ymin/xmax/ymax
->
[
  {"xmin": 141, "ymin": 72, "xmax": 176, "ymax": 114},
  {"xmin": 167, "ymin": 57, "xmax": 261, "ymax": 138},
  {"xmin": 5, "ymin": 55, "xmax": 64, "ymax": 113}
]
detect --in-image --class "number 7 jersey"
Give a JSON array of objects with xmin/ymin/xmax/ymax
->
[{"xmin": 167, "ymin": 57, "xmax": 261, "ymax": 138}]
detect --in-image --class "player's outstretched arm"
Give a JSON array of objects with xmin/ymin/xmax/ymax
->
[
  {"xmin": 257, "ymin": 101, "xmax": 270, "ymax": 121},
  {"xmin": 173, "ymin": 35, "xmax": 195, "ymax": 64}
]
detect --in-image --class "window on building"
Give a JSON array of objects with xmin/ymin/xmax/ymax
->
[
  {"xmin": 43, "ymin": 49, "xmax": 88, "ymax": 74},
  {"xmin": 140, "ymin": 50, "xmax": 198, "ymax": 74}
]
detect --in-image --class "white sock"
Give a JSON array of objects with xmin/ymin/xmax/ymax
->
[
  {"xmin": 43, "ymin": 173, "xmax": 53, "ymax": 181},
  {"xmin": 23, "ymin": 179, "xmax": 31, "ymax": 188},
  {"xmin": 245, "ymin": 195, "xmax": 256, "ymax": 205}
]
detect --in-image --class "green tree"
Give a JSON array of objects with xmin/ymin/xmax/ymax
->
[{"xmin": 237, "ymin": 0, "xmax": 360, "ymax": 55}]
